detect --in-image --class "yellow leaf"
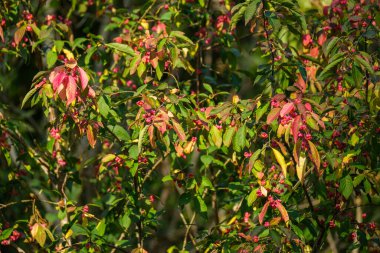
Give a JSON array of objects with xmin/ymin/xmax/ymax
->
[
  {"xmin": 272, "ymin": 148, "xmax": 287, "ymax": 178},
  {"xmin": 62, "ymin": 49, "xmax": 74, "ymax": 60},
  {"xmin": 296, "ymin": 153, "xmax": 307, "ymax": 182},
  {"xmin": 65, "ymin": 229, "xmax": 73, "ymax": 239},
  {"xmin": 31, "ymin": 223, "xmax": 46, "ymax": 247},
  {"xmin": 101, "ymin": 154, "xmax": 116, "ymax": 163}
]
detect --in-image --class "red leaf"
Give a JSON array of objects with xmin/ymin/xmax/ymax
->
[
  {"xmin": 49, "ymin": 66, "xmax": 66, "ymax": 91},
  {"xmin": 277, "ymin": 202, "xmax": 289, "ymax": 224},
  {"xmin": 280, "ymin": 102, "xmax": 294, "ymax": 117},
  {"xmin": 14, "ymin": 25, "xmax": 26, "ymax": 46},
  {"xmin": 266, "ymin": 108, "xmax": 281, "ymax": 124},
  {"xmin": 66, "ymin": 76, "xmax": 77, "ymax": 105},
  {"xmin": 87, "ymin": 125, "xmax": 96, "ymax": 148},
  {"xmin": 0, "ymin": 25, "xmax": 4, "ymax": 42},
  {"xmin": 296, "ymin": 103, "xmax": 306, "ymax": 115},
  {"xmin": 78, "ymin": 67, "xmax": 89, "ymax": 90},
  {"xmin": 259, "ymin": 201, "xmax": 270, "ymax": 225},
  {"xmin": 291, "ymin": 115, "xmax": 301, "ymax": 143}
]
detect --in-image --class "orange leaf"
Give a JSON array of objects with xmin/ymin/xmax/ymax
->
[
  {"xmin": 66, "ymin": 76, "xmax": 77, "ymax": 105},
  {"xmin": 148, "ymin": 125, "xmax": 156, "ymax": 148},
  {"xmin": 269, "ymin": 217, "xmax": 282, "ymax": 226},
  {"xmin": 0, "ymin": 25, "xmax": 4, "ymax": 42},
  {"xmin": 172, "ymin": 119, "xmax": 186, "ymax": 141},
  {"xmin": 308, "ymin": 140, "xmax": 320, "ymax": 172},
  {"xmin": 266, "ymin": 108, "xmax": 281, "ymax": 124},
  {"xmin": 87, "ymin": 125, "xmax": 96, "ymax": 148},
  {"xmin": 276, "ymin": 202, "xmax": 289, "ymax": 225},
  {"xmin": 259, "ymin": 201, "xmax": 270, "ymax": 225},
  {"xmin": 14, "ymin": 25, "xmax": 26, "ymax": 46}
]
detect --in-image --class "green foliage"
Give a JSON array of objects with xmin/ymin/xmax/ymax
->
[{"xmin": 0, "ymin": 0, "xmax": 380, "ymax": 252}]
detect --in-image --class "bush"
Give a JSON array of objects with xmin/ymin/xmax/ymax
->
[{"xmin": 0, "ymin": 0, "xmax": 379, "ymax": 252}]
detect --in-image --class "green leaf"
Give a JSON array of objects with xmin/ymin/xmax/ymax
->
[
  {"xmin": 108, "ymin": 125, "xmax": 130, "ymax": 142},
  {"xmin": 137, "ymin": 62, "xmax": 146, "ymax": 77},
  {"xmin": 318, "ymin": 57, "xmax": 345, "ymax": 80},
  {"xmin": 233, "ymin": 125, "xmax": 246, "ymax": 152},
  {"xmin": 210, "ymin": 125, "xmax": 222, "ymax": 148},
  {"xmin": 269, "ymin": 229, "xmax": 282, "ymax": 245},
  {"xmin": 339, "ymin": 175, "xmax": 353, "ymax": 199},
  {"xmin": 256, "ymin": 102, "xmax": 270, "ymax": 123},
  {"xmin": 354, "ymin": 54, "xmax": 374, "ymax": 74},
  {"xmin": 138, "ymin": 125, "xmax": 148, "ymax": 155},
  {"xmin": 47, "ymin": 50, "xmax": 58, "ymax": 69},
  {"xmin": 246, "ymin": 189, "xmax": 257, "ymax": 206},
  {"xmin": 203, "ymin": 83, "xmax": 213, "ymax": 94},
  {"xmin": 0, "ymin": 228, "xmax": 13, "ymax": 240},
  {"xmin": 129, "ymin": 145, "xmax": 139, "ymax": 160},
  {"xmin": 323, "ymin": 37, "xmax": 340, "ymax": 57},
  {"xmin": 93, "ymin": 219, "xmax": 106, "ymax": 236},
  {"xmin": 54, "ymin": 40, "xmax": 65, "ymax": 53},
  {"xmin": 120, "ymin": 213, "xmax": 131, "ymax": 230},
  {"xmin": 156, "ymin": 61, "xmax": 163, "ymax": 80},
  {"xmin": 21, "ymin": 87, "xmax": 38, "ymax": 109},
  {"xmin": 201, "ymin": 176, "xmax": 214, "ymax": 190},
  {"xmin": 169, "ymin": 31, "xmax": 194, "ymax": 45},
  {"xmin": 85, "ymin": 46, "xmax": 97, "ymax": 65},
  {"xmin": 353, "ymin": 174, "xmax": 365, "ymax": 187},
  {"xmin": 106, "ymin": 43, "xmax": 135, "ymax": 55},
  {"xmin": 223, "ymin": 127, "xmax": 235, "ymax": 147},
  {"xmin": 162, "ymin": 175, "xmax": 173, "ymax": 182},
  {"xmin": 200, "ymin": 155, "xmax": 213, "ymax": 167},
  {"xmin": 244, "ymin": 0, "xmax": 260, "ymax": 25},
  {"xmin": 196, "ymin": 196, "xmax": 207, "ymax": 213},
  {"xmin": 230, "ymin": 4, "xmax": 247, "ymax": 30}
]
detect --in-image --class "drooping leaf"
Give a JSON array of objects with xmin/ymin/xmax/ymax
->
[
  {"xmin": 172, "ymin": 119, "xmax": 186, "ymax": 141},
  {"xmin": 66, "ymin": 76, "xmax": 77, "ymax": 105},
  {"xmin": 106, "ymin": 43, "xmax": 135, "ymax": 55},
  {"xmin": 46, "ymin": 50, "xmax": 58, "ymax": 69},
  {"xmin": 233, "ymin": 125, "xmax": 246, "ymax": 152},
  {"xmin": 87, "ymin": 125, "xmax": 96, "ymax": 148},
  {"xmin": 266, "ymin": 108, "xmax": 281, "ymax": 124},
  {"xmin": 169, "ymin": 31, "xmax": 194, "ymax": 45},
  {"xmin": 244, "ymin": 0, "xmax": 260, "ymax": 25},
  {"xmin": 138, "ymin": 125, "xmax": 148, "ymax": 154},
  {"xmin": 78, "ymin": 67, "xmax": 89, "ymax": 90},
  {"xmin": 31, "ymin": 223, "xmax": 46, "ymax": 247},
  {"xmin": 21, "ymin": 87, "xmax": 38, "ymax": 109},
  {"xmin": 354, "ymin": 54, "xmax": 374, "ymax": 74},
  {"xmin": 339, "ymin": 175, "xmax": 353, "ymax": 199},
  {"xmin": 259, "ymin": 201, "xmax": 270, "ymax": 224},
  {"xmin": 307, "ymin": 141, "xmax": 320, "ymax": 172},
  {"xmin": 210, "ymin": 125, "xmax": 223, "ymax": 148},
  {"xmin": 276, "ymin": 202, "xmax": 289, "ymax": 225},
  {"xmin": 0, "ymin": 25, "xmax": 4, "ymax": 42},
  {"xmin": 272, "ymin": 148, "xmax": 287, "ymax": 178},
  {"xmin": 296, "ymin": 152, "xmax": 307, "ymax": 182},
  {"xmin": 223, "ymin": 127, "xmax": 235, "ymax": 147},
  {"xmin": 14, "ymin": 25, "xmax": 26, "ymax": 46}
]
